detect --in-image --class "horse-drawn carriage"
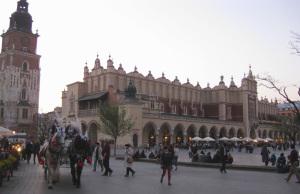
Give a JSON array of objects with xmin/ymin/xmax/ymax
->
[{"xmin": 38, "ymin": 121, "xmax": 91, "ymax": 189}]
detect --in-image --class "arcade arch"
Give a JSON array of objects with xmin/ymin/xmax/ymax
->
[
  {"xmin": 250, "ymin": 129, "xmax": 256, "ymax": 139},
  {"xmin": 209, "ymin": 126, "xmax": 217, "ymax": 139},
  {"xmin": 88, "ymin": 122, "xmax": 98, "ymax": 144},
  {"xmin": 159, "ymin": 122, "xmax": 171, "ymax": 145},
  {"xmin": 199, "ymin": 126, "xmax": 207, "ymax": 138},
  {"xmin": 268, "ymin": 130, "xmax": 274, "ymax": 139},
  {"xmin": 262, "ymin": 130, "xmax": 267, "ymax": 138},
  {"xmin": 173, "ymin": 124, "xmax": 184, "ymax": 144},
  {"xmin": 186, "ymin": 125, "xmax": 196, "ymax": 143},
  {"xmin": 142, "ymin": 122, "xmax": 157, "ymax": 147},
  {"xmin": 237, "ymin": 128, "xmax": 244, "ymax": 138},
  {"xmin": 219, "ymin": 127, "xmax": 227, "ymax": 138},
  {"xmin": 228, "ymin": 128, "xmax": 235, "ymax": 138}
]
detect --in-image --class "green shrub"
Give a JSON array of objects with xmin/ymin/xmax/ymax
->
[
  {"xmin": 7, "ymin": 156, "xmax": 17, "ymax": 164},
  {"xmin": 0, "ymin": 158, "xmax": 13, "ymax": 171}
]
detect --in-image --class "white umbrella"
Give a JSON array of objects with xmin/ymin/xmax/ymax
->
[
  {"xmin": 255, "ymin": 137, "xmax": 265, "ymax": 142},
  {"xmin": 0, "ymin": 126, "xmax": 14, "ymax": 136},
  {"xmin": 203, "ymin": 137, "xmax": 215, "ymax": 142},
  {"xmin": 191, "ymin": 137, "xmax": 202, "ymax": 141},
  {"xmin": 242, "ymin": 137, "xmax": 254, "ymax": 142},
  {"xmin": 265, "ymin": 138, "xmax": 274, "ymax": 142},
  {"xmin": 219, "ymin": 137, "xmax": 230, "ymax": 141},
  {"xmin": 229, "ymin": 137, "xmax": 242, "ymax": 141}
]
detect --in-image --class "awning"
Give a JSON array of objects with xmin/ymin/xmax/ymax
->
[
  {"xmin": 78, "ymin": 91, "xmax": 108, "ymax": 102},
  {"xmin": 0, "ymin": 126, "xmax": 14, "ymax": 136}
]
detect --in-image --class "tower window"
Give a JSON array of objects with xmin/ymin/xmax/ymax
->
[
  {"xmin": 22, "ymin": 63, "xmax": 28, "ymax": 71},
  {"xmin": 21, "ymin": 89, "xmax": 26, "ymax": 100}
]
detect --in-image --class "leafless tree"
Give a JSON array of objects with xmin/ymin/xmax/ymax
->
[
  {"xmin": 290, "ymin": 31, "xmax": 300, "ymax": 56},
  {"xmin": 257, "ymin": 75, "xmax": 300, "ymax": 143}
]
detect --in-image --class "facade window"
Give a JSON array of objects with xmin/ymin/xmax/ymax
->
[
  {"xmin": 160, "ymin": 103, "xmax": 164, "ymax": 112},
  {"xmin": 183, "ymin": 105, "xmax": 188, "ymax": 115},
  {"xmin": 22, "ymin": 108, "xmax": 28, "ymax": 119},
  {"xmin": 172, "ymin": 104, "xmax": 177, "ymax": 114},
  {"xmin": 70, "ymin": 101, "xmax": 74, "ymax": 113},
  {"xmin": 150, "ymin": 101, "xmax": 154, "ymax": 110},
  {"xmin": 0, "ymin": 108, "xmax": 4, "ymax": 119}
]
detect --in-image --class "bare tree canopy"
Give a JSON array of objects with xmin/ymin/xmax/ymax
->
[
  {"xmin": 290, "ymin": 31, "xmax": 300, "ymax": 56},
  {"xmin": 257, "ymin": 75, "xmax": 300, "ymax": 143},
  {"xmin": 258, "ymin": 75, "xmax": 300, "ymax": 118}
]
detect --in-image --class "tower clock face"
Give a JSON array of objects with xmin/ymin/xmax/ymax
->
[{"xmin": 21, "ymin": 37, "xmax": 30, "ymax": 46}]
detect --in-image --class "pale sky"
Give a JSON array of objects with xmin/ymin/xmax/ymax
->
[{"xmin": 0, "ymin": 0, "xmax": 299, "ymax": 113}]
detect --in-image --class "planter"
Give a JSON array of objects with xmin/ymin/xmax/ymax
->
[{"xmin": 0, "ymin": 156, "xmax": 17, "ymax": 186}]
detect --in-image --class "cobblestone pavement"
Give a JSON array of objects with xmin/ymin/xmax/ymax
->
[{"xmin": 1, "ymin": 158, "xmax": 299, "ymax": 194}]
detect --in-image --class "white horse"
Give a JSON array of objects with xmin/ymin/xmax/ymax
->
[{"xmin": 40, "ymin": 131, "xmax": 64, "ymax": 189}]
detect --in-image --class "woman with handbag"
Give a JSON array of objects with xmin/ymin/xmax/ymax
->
[{"xmin": 124, "ymin": 144, "xmax": 135, "ymax": 177}]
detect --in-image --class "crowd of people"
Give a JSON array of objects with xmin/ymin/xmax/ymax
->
[
  {"xmin": 260, "ymin": 144, "xmax": 300, "ymax": 182},
  {"xmin": 2, "ymin": 133, "xmax": 300, "ymax": 185}
]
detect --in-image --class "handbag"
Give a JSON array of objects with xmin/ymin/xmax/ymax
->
[{"xmin": 127, "ymin": 157, "xmax": 133, "ymax": 163}]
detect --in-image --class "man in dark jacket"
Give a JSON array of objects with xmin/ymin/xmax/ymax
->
[
  {"xmin": 102, "ymin": 141, "xmax": 113, "ymax": 176},
  {"xmin": 33, "ymin": 141, "xmax": 40, "ymax": 164},
  {"xmin": 25, "ymin": 141, "xmax": 33, "ymax": 164},
  {"xmin": 219, "ymin": 143, "xmax": 227, "ymax": 173},
  {"xmin": 285, "ymin": 144, "xmax": 300, "ymax": 183},
  {"xmin": 160, "ymin": 146, "xmax": 174, "ymax": 186}
]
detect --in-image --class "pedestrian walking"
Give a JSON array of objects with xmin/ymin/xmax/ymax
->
[
  {"xmin": 92, "ymin": 142, "xmax": 103, "ymax": 172},
  {"xmin": 219, "ymin": 142, "xmax": 227, "ymax": 173},
  {"xmin": 25, "ymin": 140, "xmax": 33, "ymax": 164},
  {"xmin": 124, "ymin": 144, "xmax": 135, "ymax": 177},
  {"xmin": 102, "ymin": 141, "xmax": 113, "ymax": 176},
  {"xmin": 285, "ymin": 144, "xmax": 300, "ymax": 183},
  {"xmin": 173, "ymin": 144, "xmax": 179, "ymax": 171},
  {"xmin": 160, "ymin": 146, "xmax": 173, "ymax": 186},
  {"xmin": 261, "ymin": 145, "xmax": 270, "ymax": 166},
  {"xmin": 33, "ymin": 141, "xmax": 40, "ymax": 164}
]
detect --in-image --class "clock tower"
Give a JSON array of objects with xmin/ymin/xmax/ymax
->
[{"xmin": 0, "ymin": 0, "xmax": 41, "ymax": 138}]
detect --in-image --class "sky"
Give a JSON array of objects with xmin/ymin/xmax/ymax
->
[{"xmin": 0, "ymin": 0, "xmax": 299, "ymax": 113}]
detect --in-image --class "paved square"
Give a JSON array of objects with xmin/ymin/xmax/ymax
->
[{"xmin": 1, "ymin": 158, "xmax": 299, "ymax": 194}]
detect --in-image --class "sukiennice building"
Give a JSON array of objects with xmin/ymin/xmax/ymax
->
[{"xmin": 61, "ymin": 54, "xmax": 287, "ymax": 147}]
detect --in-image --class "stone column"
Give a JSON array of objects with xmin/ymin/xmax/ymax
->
[
  {"xmin": 183, "ymin": 130, "xmax": 187, "ymax": 145},
  {"xmin": 156, "ymin": 128, "xmax": 160, "ymax": 145},
  {"xmin": 170, "ymin": 128, "xmax": 174, "ymax": 144}
]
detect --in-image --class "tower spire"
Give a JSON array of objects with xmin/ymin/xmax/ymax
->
[
  {"xmin": 17, "ymin": 0, "xmax": 29, "ymax": 12},
  {"xmin": 9, "ymin": 0, "xmax": 33, "ymax": 33}
]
